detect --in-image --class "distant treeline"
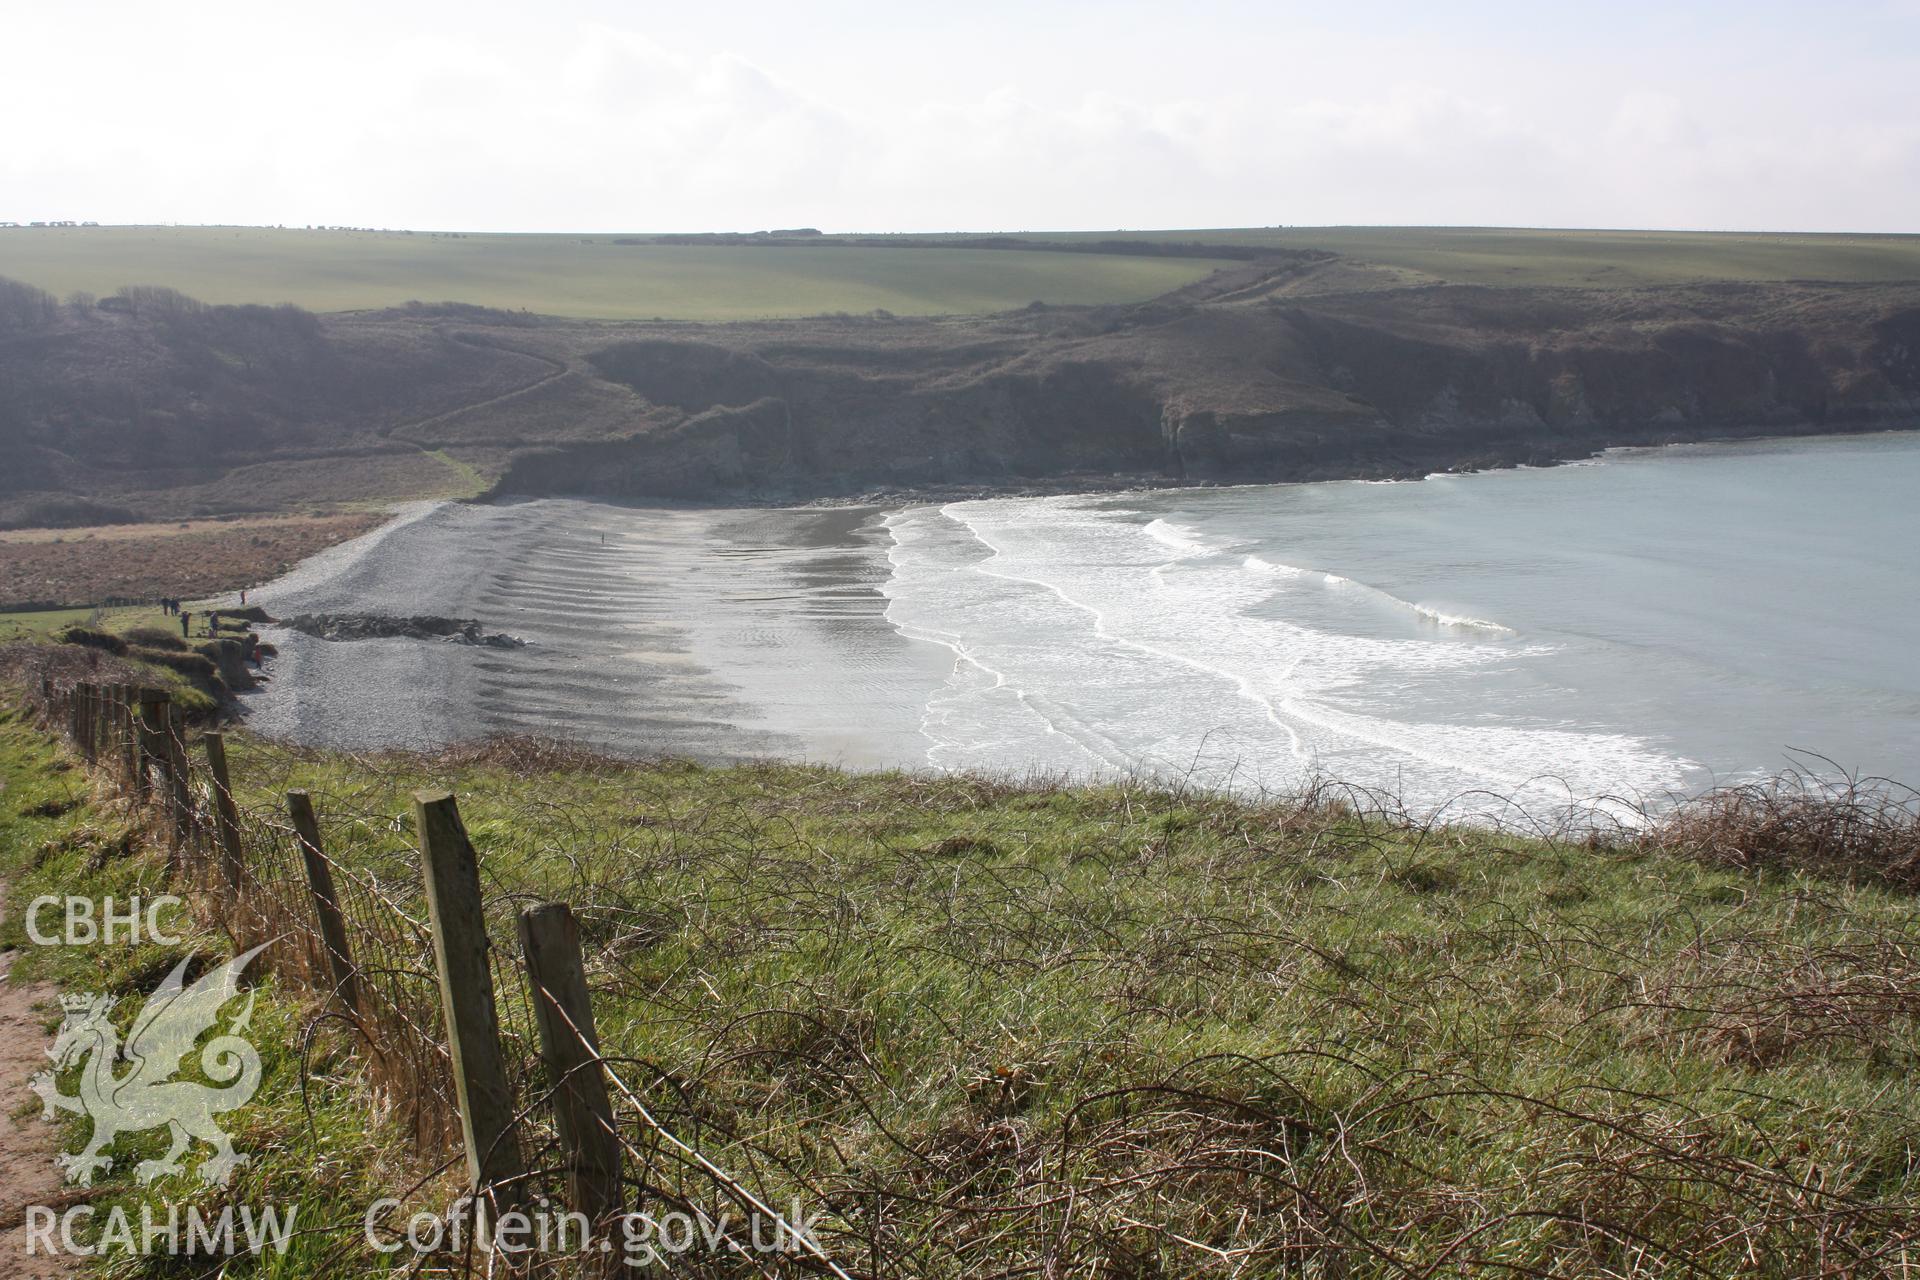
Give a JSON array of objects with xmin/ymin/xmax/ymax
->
[
  {"xmin": 0, "ymin": 276, "xmax": 59, "ymax": 335},
  {"xmin": 1, "ymin": 277, "xmax": 352, "ymax": 524},
  {"xmin": 393, "ymin": 299, "xmax": 540, "ymax": 327},
  {"xmin": 0, "ymin": 276, "xmax": 323, "ymax": 340},
  {"xmin": 613, "ymin": 234, "xmax": 1308, "ymax": 262}
]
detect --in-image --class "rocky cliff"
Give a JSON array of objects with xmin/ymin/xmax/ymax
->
[
  {"xmin": 496, "ymin": 281, "xmax": 1920, "ymax": 499},
  {"xmin": 5, "ymin": 271, "xmax": 1919, "ymax": 522}
]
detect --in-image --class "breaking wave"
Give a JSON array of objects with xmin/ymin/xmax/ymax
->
[{"xmin": 880, "ymin": 494, "xmax": 1688, "ymax": 820}]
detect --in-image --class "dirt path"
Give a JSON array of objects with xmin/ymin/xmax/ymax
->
[
  {"xmin": 0, "ymin": 887, "xmax": 80, "ymax": 1278},
  {"xmin": 381, "ymin": 331, "xmax": 570, "ymax": 443}
]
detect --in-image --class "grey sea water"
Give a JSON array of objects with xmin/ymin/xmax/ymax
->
[
  {"xmin": 887, "ymin": 432, "xmax": 1920, "ymax": 814},
  {"xmin": 243, "ymin": 432, "xmax": 1920, "ymax": 817}
]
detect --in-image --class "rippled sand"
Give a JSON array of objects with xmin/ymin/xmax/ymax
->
[{"xmin": 236, "ymin": 499, "xmax": 950, "ymax": 763}]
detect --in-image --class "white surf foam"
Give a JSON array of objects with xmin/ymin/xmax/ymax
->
[
  {"xmin": 1411, "ymin": 604, "xmax": 1514, "ymax": 633},
  {"xmin": 1141, "ymin": 517, "xmax": 1224, "ymax": 557},
  {"xmin": 879, "ymin": 496, "xmax": 1690, "ymax": 818},
  {"xmin": 1243, "ymin": 553, "xmax": 1515, "ymax": 634}
]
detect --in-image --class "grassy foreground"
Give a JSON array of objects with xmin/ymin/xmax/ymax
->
[
  {"xmin": 0, "ymin": 698, "xmax": 400, "ymax": 1278},
  {"xmin": 4, "ymin": 676, "xmax": 1919, "ymax": 1276}
]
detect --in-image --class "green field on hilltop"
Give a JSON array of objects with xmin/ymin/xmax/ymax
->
[
  {"xmin": 0, "ymin": 226, "xmax": 1229, "ymax": 320},
  {"xmin": 9, "ymin": 225, "xmax": 1919, "ymax": 321},
  {"xmin": 1038, "ymin": 224, "xmax": 1920, "ymax": 288}
]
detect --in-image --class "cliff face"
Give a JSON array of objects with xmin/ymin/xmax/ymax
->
[
  {"xmin": 0, "ymin": 297, "xmax": 552, "ymax": 525},
  {"xmin": 6, "ymin": 274, "xmax": 1920, "ymax": 522},
  {"xmin": 498, "ymin": 284, "xmax": 1920, "ymax": 498}
]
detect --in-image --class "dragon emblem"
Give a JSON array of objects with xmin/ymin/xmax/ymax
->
[{"xmin": 29, "ymin": 944, "xmax": 268, "ymax": 1187}]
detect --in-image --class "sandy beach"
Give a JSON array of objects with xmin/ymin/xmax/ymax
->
[{"xmin": 236, "ymin": 498, "xmax": 951, "ymax": 764}]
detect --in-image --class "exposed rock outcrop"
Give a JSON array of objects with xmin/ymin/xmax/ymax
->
[{"xmin": 283, "ymin": 614, "xmax": 526, "ymax": 648}]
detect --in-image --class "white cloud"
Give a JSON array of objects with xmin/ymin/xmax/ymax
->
[{"xmin": 1, "ymin": 0, "xmax": 1915, "ymax": 232}]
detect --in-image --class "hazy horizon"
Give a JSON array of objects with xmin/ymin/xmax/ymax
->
[
  {"xmin": 5, "ymin": 0, "xmax": 1916, "ymax": 236},
  {"xmin": 9, "ymin": 222, "xmax": 1920, "ymax": 238}
]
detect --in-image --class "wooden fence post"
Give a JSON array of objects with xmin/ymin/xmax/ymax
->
[
  {"xmin": 72, "ymin": 682, "xmax": 85, "ymax": 755},
  {"xmin": 102, "ymin": 686, "xmax": 117, "ymax": 778},
  {"xmin": 286, "ymin": 790, "xmax": 364, "ymax": 1023},
  {"xmin": 109, "ymin": 687, "xmax": 127, "ymax": 786},
  {"xmin": 115, "ymin": 687, "xmax": 137, "ymax": 788},
  {"xmin": 203, "ymin": 734, "xmax": 247, "ymax": 892},
  {"xmin": 79, "ymin": 684, "xmax": 97, "ymax": 762},
  {"xmin": 133, "ymin": 690, "xmax": 168, "ymax": 801},
  {"xmin": 163, "ymin": 704, "xmax": 194, "ymax": 845},
  {"xmin": 415, "ymin": 789, "xmax": 526, "ymax": 1221},
  {"xmin": 518, "ymin": 903, "xmax": 623, "ymax": 1226}
]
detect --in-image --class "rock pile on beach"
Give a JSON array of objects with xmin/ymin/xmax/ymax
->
[{"xmin": 282, "ymin": 613, "xmax": 527, "ymax": 648}]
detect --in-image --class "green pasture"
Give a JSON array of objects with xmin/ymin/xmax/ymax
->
[
  {"xmin": 1042, "ymin": 224, "xmax": 1920, "ymax": 287},
  {"xmin": 0, "ymin": 607, "xmax": 91, "ymax": 643},
  {"xmin": 0, "ymin": 226, "xmax": 1229, "ymax": 320},
  {"xmin": 10, "ymin": 225, "xmax": 1918, "ymax": 322}
]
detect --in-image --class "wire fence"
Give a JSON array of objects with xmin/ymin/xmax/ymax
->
[{"xmin": 33, "ymin": 677, "xmax": 860, "ymax": 1278}]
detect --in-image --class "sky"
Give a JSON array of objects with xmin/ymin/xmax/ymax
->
[{"xmin": 3, "ymin": 0, "xmax": 1916, "ymax": 234}]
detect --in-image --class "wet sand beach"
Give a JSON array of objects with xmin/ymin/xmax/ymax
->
[{"xmin": 238, "ymin": 499, "xmax": 950, "ymax": 764}]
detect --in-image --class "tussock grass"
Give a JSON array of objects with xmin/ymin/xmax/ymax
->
[
  {"xmin": 120, "ymin": 627, "xmax": 188, "ymax": 651},
  {"xmin": 0, "ymin": 639, "xmax": 220, "ymax": 723},
  {"xmin": 8, "ymin": 694, "xmax": 1920, "ymax": 1276},
  {"xmin": 1651, "ymin": 767, "xmax": 1920, "ymax": 890},
  {"xmin": 181, "ymin": 734, "xmax": 1920, "ymax": 1277}
]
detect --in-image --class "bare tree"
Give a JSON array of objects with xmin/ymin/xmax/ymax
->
[{"xmin": 0, "ymin": 275, "xmax": 58, "ymax": 334}]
